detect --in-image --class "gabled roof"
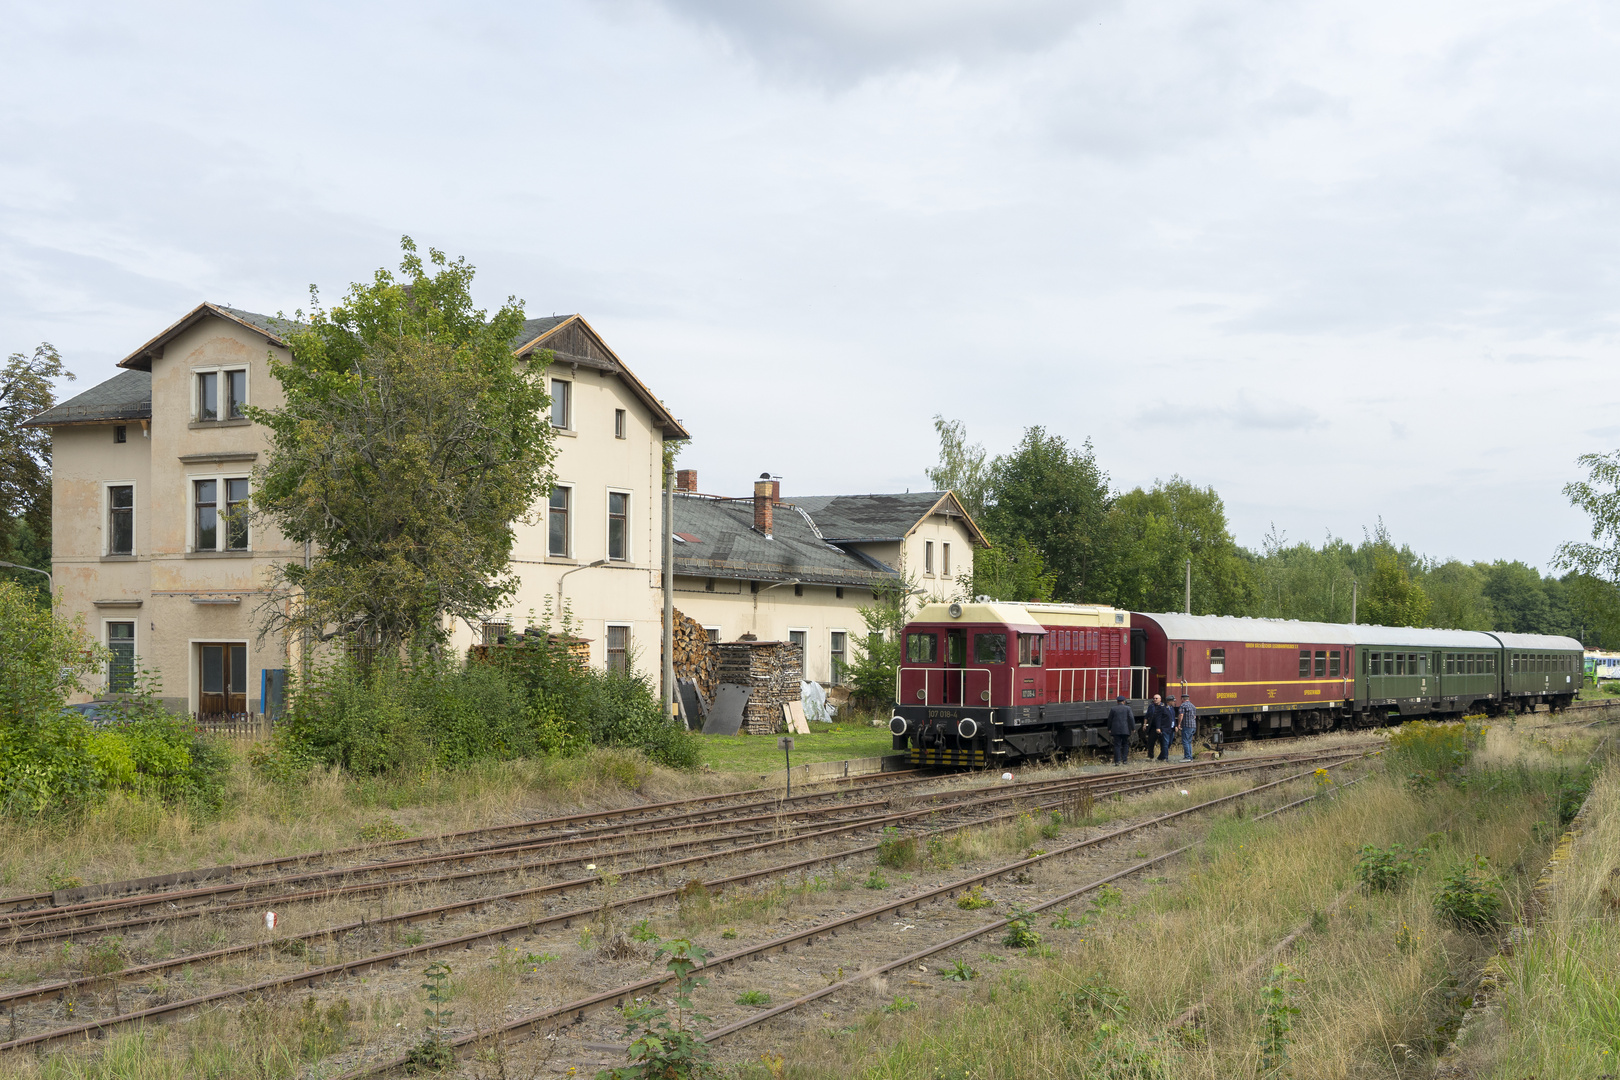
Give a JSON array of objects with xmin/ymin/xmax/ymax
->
[
  {"xmin": 23, "ymin": 370, "xmax": 152, "ymax": 427},
  {"xmin": 790, "ymin": 491, "xmax": 989, "ymax": 546},
  {"xmin": 512, "ymin": 314, "xmax": 689, "ymax": 440},
  {"xmin": 672, "ymin": 494, "xmax": 898, "ymax": 588},
  {"xmin": 118, "ymin": 303, "xmax": 299, "ymax": 371}
]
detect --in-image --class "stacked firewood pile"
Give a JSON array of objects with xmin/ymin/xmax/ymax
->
[
  {"xmin": 668, "ymin": 609, "xmax": 718, "ymax": 704},
  {"xmin": 716, "ymin": 640, "xmax": 804, "ymax": 734}
]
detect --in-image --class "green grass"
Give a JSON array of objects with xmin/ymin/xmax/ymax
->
[{"xmin": 697, "ymin": 721, "xmax": 893, "ymax": 772}]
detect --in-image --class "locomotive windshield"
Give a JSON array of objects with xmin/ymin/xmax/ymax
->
[
  {"xmin": 906, "ymin": 633, "xmax": 937, "ymax": 662},
  {"xmin": 974, "ymin": 633, "xmax": 1007, "ymax": 664},
  {"xmin": 1018, "ymin": 633, "xmax": 1043, "ymax": 666}
]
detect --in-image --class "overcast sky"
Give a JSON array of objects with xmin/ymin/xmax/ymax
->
[{"xmin": 5, "ymin": 0, "xmax": 1617, "ymax": 571}]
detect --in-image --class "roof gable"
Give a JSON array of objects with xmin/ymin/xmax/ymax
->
[
  {"xmin": 791, "ymin": 491, "xmax": 988, "ymax": 546},
  {"xmin": 118, "ymin": 302, "xmax": 298, "ymax": 371},
  {"xmin": 513, "ymin": 314, "xmax": 688, "ymax": 440}
]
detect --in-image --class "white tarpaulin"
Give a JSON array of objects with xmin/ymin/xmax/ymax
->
[{"xmin": 801, "ymin": 680, "xmax": 834, "ymax": 724}]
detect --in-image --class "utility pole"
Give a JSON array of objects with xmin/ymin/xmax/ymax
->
[
  {"xmin": 1351, "ymin": 579, "xmax": 1358, "ymax": 624},
  {"xmin": 1184, "ymin": 558, "xmax": 1191, "ymax": 614},
  {"xmin": 663, "ymin": 454, "xmax": 676, "ymax": 725}
]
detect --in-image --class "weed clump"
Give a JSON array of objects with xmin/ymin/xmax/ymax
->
[
  {"xmin": 1387, "ymin": 720, "xmax": 1480, "ymax": 788},
  {"xmin": 1435, "ymin": 857, "xmax": 1502, "ymax": 930},
  {"xmin": 1001, "ymin": 906, "xmax": 1042, "ymax": 950},
  {"xmin": 876, "ymin": 826, "xmax": 918, "ymax": 869},
  {"xmin": 957, "ymin": 886, "xmax": 994, "ymax": 910},
  {"xmin": 1354, "ymin": 843, "xmax": 1428, "ymax": 892}
]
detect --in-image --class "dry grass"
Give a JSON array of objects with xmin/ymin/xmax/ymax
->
[
  {"xmin": 1465, "ymin": 747, "xmax": 1620, "ymax": 1079},
  {"xmin": 738, "ymin": 725, "xmax": 1586, "ymax": 1080},
  {"xmin": 0, "ymin": 747, "xmax": 752, "ymax": 897}
]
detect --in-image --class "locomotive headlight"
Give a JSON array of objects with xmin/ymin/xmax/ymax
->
[
  {"xmin": 957, "ymin": 718, "xmax": 979, "ymax": 740},
  {"xmin": 889, "ymin": 715, "xmax": 909, "ymax": 736},
  {"xmin": 980, "ymin": 690, "xmax": 991, "ymax": 702},
  {"xmin": 916, "ymin": 689, "xmax": 926, "ymax": 701}
]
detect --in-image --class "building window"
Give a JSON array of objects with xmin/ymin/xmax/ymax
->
[
  {"xmin": 835, "ymin": 587, "xmax": 844, "ymax": 599},
  {"xmin": 114, "ymin": 425, "xmax": 126, "ymax": 443},
  {"xmin": 481, "ymin": 620, "xmax": 510, "ymax": 646},
  {"xmin": 924, "ymin": 541, "xmax": 934, "ymax": 575},
  {"xmin": 614, "ymin": 409, "xmax": 626, "ymax": 439},
  {"xmin": 830, "ymin": 631, "xmax": 847, "ymax": 684},
  {"xmin": 606, "ymin": 624, "xmax": 630, "ymax": 674},
  {"xmin": 108, "ymin": 485, "xmax": 134, "ymax": 556},
  {"xmin": 705, "ymin": 578, "xmax": 715, "ymax": 592},
  {"xmin": 107, "ymin": 622, "xmax": 135, "ymax": 693},
  {"xmin": 789, "ymin": 629, "xmax": 807, "ymax": 654},
  {"xmin": 226, "ymin": 369, "xmax": 247, "ymax": 419},
  {"xmin": 1209, "ymin": 647, "xmax": 1225, "ymax": 674},
  {"xmin": 704, "ymin": 626, "xmax": 721, "ymax": 644},
  {"xmin": 942, "ymin": 542, "xmax": 951, "ymax": 577},
  {"xmin": 608, "ymin": 491, "xmax": 628, "ymax": 561},
  {"xmin": 198, "ymin": 372, "xmax": 218, "ymax": 421},
  {"xmin": 793, "ymin": 583, "xmax": 803, "ymax": 596},
  {"xmin": 550, "ymin": 379, "xmax": 571, "ymax": 428},
  {"xmin": 548, "ymin": 486, "xmax": 571, "ymax": 557},
  {"xmin": 195, "ymin": 480, "xmax": 218, "ymax": 550},
  {"xmin": 225, "ymin": 478, "xmax": 249, "ymax": 550}
]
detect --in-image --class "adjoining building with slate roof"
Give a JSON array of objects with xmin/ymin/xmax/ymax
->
[{"xmin": 664, "ymin": 471, "xmax": 986, "ymax": 685}]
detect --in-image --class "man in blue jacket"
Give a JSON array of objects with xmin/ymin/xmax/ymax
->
[
  {"xmin": 1176, "ymin": 695, "xmax": 1198, "ymax": 761},
  {"xmin": 1106, "ymin": 695, "xmax": 1134, "ymax": 765},
  {"xmin": 1145, "ymin": 694, "xmax": 1174, "ymax": 762}
]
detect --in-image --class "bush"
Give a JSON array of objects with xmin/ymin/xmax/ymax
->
[
  {"xmin": 1435, "ymin": 857, "xmax": 1502, "ymax": 930},
  {"xmin": 1354, "ymin": 843, "xmax": 1428, "ymax": 893}
]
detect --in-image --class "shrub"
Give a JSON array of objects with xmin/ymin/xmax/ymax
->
[
  {"xmin": 1002, "ymin": 906, "xmax": 1042, "ymax": 949},
  {"xmin": 877, "ymin": 826, "xmax": 918, "ymax": 869},
  {"xmin": 1435, "ymin": 857, "xmax": 1502, "ymax": 930},
  {"xmin": 1354, "ymin": 843, "xmax": 1428, "ymax": 892}
]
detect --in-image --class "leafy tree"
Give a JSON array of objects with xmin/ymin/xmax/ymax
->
[
  {"xmin": 983, "ymin": 427, "xmax": 1112, "ymax": 603},
  {"xmin": 1562, "ymin": 572, "xmax": 1620, "ymax": 648},
  {"xmin": 958, "ymin": 536, "xmax": 1055, "ymax": 603},
  {"xmin": 1360, "ymin": 551, "xmax": 1430, "ymax": 627},
  {"xmin": 1249, "ymin": 529, "xmax": 1359, "ymax": 623},
  {"xmin": 1102, "ymin": 477, "xmax": 1256, "ymax": 614},
  {"xmin": 925, "ymin": 415, "xmax": 993, "ymax": 520},
  {"xmin": 1421, "ymin": 560, "xmax": 1495, "ymax": 631},
  {"xmin": 251, "ymin": 238, "xmax": 556, "ymax": 650},
  {"xmin": 0, "ymin": 344, "xmax": 69, "ymax": 599},
  {"xmin": 1481, "ymin": 561, "xmax": 1553, "ymax": 633},
  {"xmin": 844, "ymin": 577, "xmax": 917, "ymax": 707},
  {"xmin": 1556, "ymin": 450, "xmax": 1620, "ymax": 583}
]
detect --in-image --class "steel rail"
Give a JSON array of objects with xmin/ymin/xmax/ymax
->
[
  {"xmin": 2, "ymin": 750, "xmax": 1346, "ymax": 940},
  {"xmin": 0, "ymin": 753, "xmax": 1367, "ymax": 1050},
  {"xmin": 317, "ymin": 753, "xmax": 1371, "ymax": 1079}
]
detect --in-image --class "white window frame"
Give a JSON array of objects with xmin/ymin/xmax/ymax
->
[
  {"xmin": 548, "ymin": 482, "xmax": 574, "ymax": 559},
  {"xmin": 923, "ymin": 540, "xmax": 934, "ymax": 576},
  {"xmin": 103, "ymin": 479, "xmax": 138, "ymax": 556},
  {"xmin": 550, "ymin": 378, "xmax": 573, "ymax": 430},
  {"xmin": 606, "ymin": 487, "xmax": 632, "ymax": 562},
  {"xmin": 187, "ymin": 472, "xmax": 253, "ymax": 552},
  {"xmin": 787, "ymin": 627, "xmax": 809, "ymax": 654},
  {"xmin": 942, "ymin": 541, "xmax": 951, "ymax": 577},
  {"xmin": 192, "ymin": 365, "xmax": 249, "ymax": 422},
  {"xmin": 614, "ymin": 408, "xmax": 626, "ymax": 439},
  {"xmin": 605, "ymin": 622, "xmax": 632, "ymax": 674},
  {"xmin": 103, "ymin": 618, "xmax": 138, "ymax": 693},
  {"xmin": 703, "ymin": 625, "xmax": 721, "ymax": 643},
  {"xmin": 830, "ymin": 628, "xmax": 848, "ymax": 685}
]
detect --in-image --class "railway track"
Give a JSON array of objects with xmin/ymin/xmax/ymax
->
[
  {"xmin": 0, "ymin": 744, "xmax": 1371, "ymax": 1055},
  {"xmin": 318, "ymin": 748, "xmax": 1374, "ymax": 1078}
]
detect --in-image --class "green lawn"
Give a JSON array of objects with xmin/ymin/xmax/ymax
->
[{"xmin": 698, "ymin": 721, "xmax": 895, "ymax": 773}]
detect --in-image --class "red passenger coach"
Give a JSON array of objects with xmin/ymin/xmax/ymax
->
[{"xmin": 1131, "ymin": 613, "xmax": 1356, "ymax": 738}]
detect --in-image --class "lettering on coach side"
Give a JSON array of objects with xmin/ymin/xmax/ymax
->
[
  {"xmin": 1303, "ymin": 688, "xmax": 1321, "ymax": 696},
  {"xmin": 1216, "ymin": 692, "xmax": 1237, "ymax": 700},
  {"xmin": 1244, "ymin": 643, "xmax": 1300, "ymax": 650}
]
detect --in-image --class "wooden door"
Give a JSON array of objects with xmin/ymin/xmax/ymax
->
[{"xmin": 200, "ymin": 644, "xmax": 247, "ymax": 716}]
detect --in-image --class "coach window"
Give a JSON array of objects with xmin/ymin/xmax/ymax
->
[
  {"xmin": 974, "ymin": 633, "xmax": 1007, "ymax": 665},
  {"xmin": 1299, "ymin": 650, "xmax": 1310, "ymax": 678},
  {"xmin": 1363, "ymin": 651, "xmax": 1371, "ymax": 674},
  {"xmin": 1330, "ymin": 651, "xmax": 1341, "ymax": 678},
  {"xmin": 1510, "ymin": 653, "xmax": 1518, "ymax": 673},
  {"xmin": 1488, "ymin": 655, "xmax": 1496, "ymax": 673},
  {"xmin": 907, "ymin": 633, "xmax": 937, "ymax": 663},
  {"xmin": 1209, "ymin": 648, "xmax": 1225, "ymax": 674},
  {"xmin": 1380, "ymin": 653, "xmax": 1392, "ymax": 675},
  {"xmin": 1176, "ymin": 646, "xmax": 1184, "ymax": 679},
  {"xmin": 1395, "ymin": 654, "xmax": 1406, "ymax": 676},
  {"xmin": 1411, "ymin": 653, "xmax": 1421, "ymax": 674},
  {"xmin": 1313, "ymin": 650, "xmax": 1326, "ymax": 677}
]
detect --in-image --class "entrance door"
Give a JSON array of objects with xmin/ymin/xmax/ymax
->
[
  {"xmin": 200, "ymin": 643, "xmax": 247, "ymax": 716},
  {"xmin": 1170, "ymin": 640, "xmax": 1186, "ymax": 699},
  {"xmin": 944, "ymin": 629, "xmax": 966, "ymax": 705}
]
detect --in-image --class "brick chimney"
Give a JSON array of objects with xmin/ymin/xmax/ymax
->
[
  {"xmin": 753, "ymin": 473, "xmax": 774, "ymax": 536},
  {"xmin": 771, "ymin": 479, "xmax": 781, "ymax": 502},
  {"xmin": 676, "ymin": 469, "xmax": 697, "ymax": 492}
]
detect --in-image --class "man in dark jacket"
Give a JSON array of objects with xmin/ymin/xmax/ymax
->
[
  {"xmin": 1106, "ymin": 695, "xmax": 1134, "ymax": 765},
  {"xmin": 1176, "ymin": 694, "xmax": 1198, "ymax": 761},
  {"xmin": 1145, "ymin": 694, "xmax": 1174, "ymax": 761}
]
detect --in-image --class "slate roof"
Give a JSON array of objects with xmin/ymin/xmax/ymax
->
[
  {"xmin": 24, "ymin": 370, "xmax": 152, "ymax": 427},
  {"xmin": 791, "ymin": 491, "xmax": 987, "ymax": 545},
  {"xmin": 119, "ymin": 302, "xmax": 298, "ymax": 370},
  {"xmin": 672, "ymin": 494, "xmax": 898, "ymax": 587}
]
